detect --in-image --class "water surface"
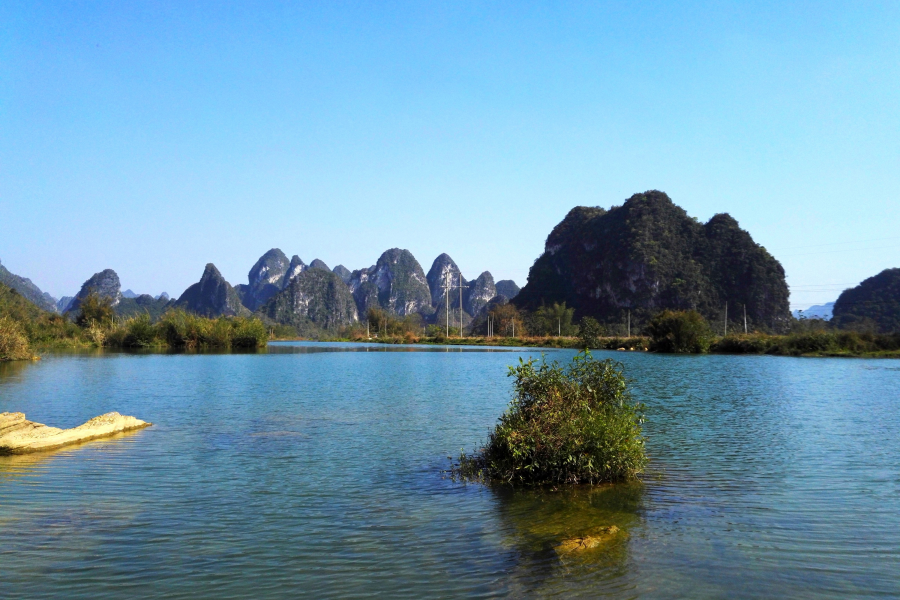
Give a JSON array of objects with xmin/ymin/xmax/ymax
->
[{"xmin": 1, "ymin": 343, "xmax": 898, "ymax": 598}]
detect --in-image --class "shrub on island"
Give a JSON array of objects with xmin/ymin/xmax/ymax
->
[{"xmin": 457, "ymin": 352, "xmax": 646, "ymax": 486}]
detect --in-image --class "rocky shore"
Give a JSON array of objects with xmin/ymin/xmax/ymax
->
[{"xmin": 0, "ymin": 411, "xmax": 151, "ymax": 455}]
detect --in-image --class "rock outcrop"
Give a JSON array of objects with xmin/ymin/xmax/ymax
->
[
  {"xmin": 259, "ymin": 267, "xmax": 358, "ymax": 332},
  {"xmin": 237, "ymin": 248, "xmax": 292, "ymax": 311},
  {"xmin": 332, "ymin": 265, "xmax": 352, "ymax": 284},
  {"xmin": 0, "ymin": 259, "xmax": 58, "ymax": 313},
  {"xmin": 68, "ymin": 269, "xmax": 122, "ymax": 314},
  {"xmin": 465, "ymin": 271, "xmax": 497, "ymax": 317},
  {"xmin": 348, "ymin": 249, "xmax": 433, "ymax": 317},
  {"xmin": 0, "ymin": 412, "xmax": 151, "ymax": 455},
  {"xmin": 173, "ymin": 263, "xmax": 249, "ymax": 317},
  {"xmin": 426, "ymin": 254, "xmax": 468, "ymax": 325},
  {"xmin": 309, "ymin": 259, "xmax": 330, "ymax": 271},
  {"xmin": 283, "ymin": 255, "xmax": 307, "ymax": 286},
  {"xmin": 514, "ymin": 191, "xmax": 791, "ymax": 332}
]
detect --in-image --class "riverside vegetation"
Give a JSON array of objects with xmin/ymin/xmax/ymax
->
[
  {"xmin": 456, "ymin": 352, "xmax": 646, "ymax": 486},
  {"xmin": 332, "ymin": 303, "xmax": 900, "ymax": 358},
  {"xmin": 0, "ymin": 284, "xmax": 267, "ymax": 360}
]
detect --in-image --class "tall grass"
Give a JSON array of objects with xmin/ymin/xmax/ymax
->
[
  {"xmin": 457, "ymin": 352, "xmax": 646, "ymax": 486},
  {"xmin": 0, "ymin": 316, "xmax": 34, "ymax": 361}
]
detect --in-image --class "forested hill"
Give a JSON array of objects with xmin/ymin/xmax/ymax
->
[
  {"xmin": 514, "ymin": 191, "xmax": 791, "ymax": 332},
  {"xmin": 832, "ymin": 268, "xmax": 900, "ymax": 333}
]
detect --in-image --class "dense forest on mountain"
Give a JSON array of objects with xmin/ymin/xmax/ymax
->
[
  {"xmin": 832, "ymin": 268, "xmax": 900, "ymax": 333},
  {"xmin": 514, "ymin": 191, "xmax": 791, "ymax": 332}
]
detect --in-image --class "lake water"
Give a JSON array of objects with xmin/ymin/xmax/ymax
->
[{"xmin": 1, "ymin": 343, "xmax": 898, "ymax": 598}]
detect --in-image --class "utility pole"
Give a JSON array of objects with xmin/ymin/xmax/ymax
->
[
  {"xmin": 512, "ymin": 318, "xmax": 515, "ymax": 338},
  {"xmin": 627, "ymin": 310, "xmax": 631, "ymax": 338},
  {"xmin": 558, "ymin": 318, "xmax": 561, "ymax": 337},
  {"xmin": 724, "ymin": 302, "xmax": 728, "ymax": 337},
  {"xmin": 443, "ymin": 270, "xmax": 451, "ymax": 338},
  {"xmin": 743, "ymin": 304, "xmax": 748, "ymax": 334},
  {"xmin": 459, "ymin": 273, "xmax": 463, "ymax": 338}
]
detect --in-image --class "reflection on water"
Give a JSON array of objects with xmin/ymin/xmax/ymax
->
[
  {"xmin": 491, "ymin": 483, "xmax": 643, "ymax": 597},
  {"xmin": 0, "ymin": 347, "xmax": 898, "ymax": 599}
]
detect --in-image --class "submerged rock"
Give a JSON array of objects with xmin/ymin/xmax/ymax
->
[
  {"xmin": 555, "ymin": 525, "xmax": 620, "ymax": 554},
  {"xmin": 0, "ymin": 412, "xmax": 151, "ymax": 455}
]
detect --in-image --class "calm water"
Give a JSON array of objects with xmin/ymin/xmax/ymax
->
[{"xmin": 1, "ymin": 343, "xmax": 898, "ymax": 599}]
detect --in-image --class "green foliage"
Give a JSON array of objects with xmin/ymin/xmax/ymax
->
[
  {"xmin": 123, "ymin": 314, "xmax": 157, "ymax": 347},
  {"xmin": 0, "ymin": 316, "xmax": 33, "ymax": 361},
  {"xmin": 710, "ymin": 331, "xmax": 900, "ymax": 356},
  {"xmin": 231, "ymin": 317, "xmax": 269, "ymax": 348},
  {"xmin": 458, "ymin": 352, "xmax": 646, "ymax": 486},
  {"xmin": 647, "ymin": 310, "xmax": 711, "ymax": 353},
  {"xmin": 75, "ymin": 293, "xmax": 116, "ymax": 328},
  {"xmin": 488, "ymin": 303, "xmax": 527, "ymax": 337},
  {"xmin": 526, "ymin": 302, "xmax": 576, "ymax": 337},
  {"xmin": 578, "ymin": 317, "xmax": 605, "ymax": 348}
]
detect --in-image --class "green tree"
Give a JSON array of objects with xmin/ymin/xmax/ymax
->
[
  {"xmin": 75, "ymin": 292, "xmax": 115, "ymax": 328},
  {"xmin": 647, "ymin": 310, "xmax": 712, "ymax": 353},
  {"xmin": 578, "ymin": 316, "xmax": 605, "ymax": 348}
]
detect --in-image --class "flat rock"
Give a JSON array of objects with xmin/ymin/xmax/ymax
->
[{"xmin": 0, "ymin": 411, "xmax": 151, "ymax": 455}]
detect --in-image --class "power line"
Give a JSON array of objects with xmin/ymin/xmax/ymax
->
[
  {"xmin": 776, "ymin": 236, "xmax": 899, "ymax": 251},
  {"xmin": 780, "ymin": 244, "xmax": 900, "ymax": 258}
]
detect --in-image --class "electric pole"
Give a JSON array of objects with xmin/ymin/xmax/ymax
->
[
  {"xmin": 743, "ymin": 304, "xmax": 748, "ymax": 334},
  {"xmin": 459, "ymin": 273, "xmax": 463, "ymax": 338},
  {"xmin": 724, "ymin": 302, "xmax": 728, "ymax": 336},
  {"xmin": 627, "ymin": 310, "xmax": 631, "ymax": 338}
]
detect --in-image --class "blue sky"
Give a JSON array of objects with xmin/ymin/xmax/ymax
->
[{"xmin": 1, "ymin": 1, "xmax": 898, "ymax": 309}]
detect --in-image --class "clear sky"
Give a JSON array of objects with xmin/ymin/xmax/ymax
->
[{"xmin": 1, "ymin": 1, "xmax": 898, "ymax": 309}]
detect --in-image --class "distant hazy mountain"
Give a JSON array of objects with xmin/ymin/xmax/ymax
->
[
  {"xmin": 0, "ymin": 259, "xmax": 58, "ymax": 312},
  {"xmin": 173, "ymin": 263, "xmax": 248, "ymax": 317},
  {"xmin": 56, "ymin": 296, "xmax": 75, "ymax": 313},
  {"xmin": 833, "ymin": 269, "xmax": 900, "ymax": 333},
  {"xmin": 792, "ymin": 302, "xmax": 834, "ymax": 320},
  {"xmin": 94, "ymin": 247, "xmax": 515, "ymax": 333},
  {"xmin": 116, "ymin": 294, "xmax": 172, "ymax": 320},
  {"xmin": 68, "ymin": 269, "xmax": 122, "ymax": 314},
  {"xmin": 495, "ymin": 280, "xmax": 520, "ymax": 300}
]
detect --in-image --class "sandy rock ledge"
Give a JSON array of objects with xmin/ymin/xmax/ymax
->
[{"xmin": 0, "ymin": 411, "xmax": 151, "ymax": 455}]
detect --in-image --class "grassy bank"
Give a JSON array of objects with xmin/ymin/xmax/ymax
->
[
  {"xmin": 327, "ymin": 330, "xmax": 900, "ymax": 358},
  {"xmin": 0, "ymin": 285, "xmax": 268, "ymax": 360}
]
